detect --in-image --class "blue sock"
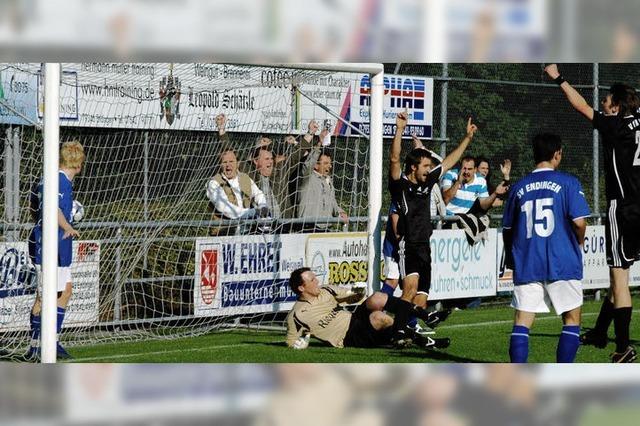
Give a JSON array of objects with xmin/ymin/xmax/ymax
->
[
  {"xmin": 509, "ymin": 325, "xmax": 529, "ymax": 363},
  {"xmin": 380, "ymin": 283, "xmax": 396, "ymax": 297},
  {"xmin": 56, "ymin": 307, "xmax": 66, "ymax": 341},
  {"xmin": 30, "ymin": 313, "xmax": 41, "ymax": 348},
  {"xmin": 557, "ymin": 325, "xmax": 580, "ymax": 363},
  {"xmin": 407, "ymin": 316, "xmax": 417, "ymax": 328}
]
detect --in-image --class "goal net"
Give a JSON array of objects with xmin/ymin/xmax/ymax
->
[{"xmin": 0, "ymin": 63, "xmax": 385, "ymax": 358}]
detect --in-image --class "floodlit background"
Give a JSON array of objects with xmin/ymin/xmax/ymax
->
[
  {"xmin": 1, "ymin": 0, "xmax": 640, "ymax": 61},
  {"xmin": 1, "ymin": 364, "xmax": 640, "ymax": 425}
]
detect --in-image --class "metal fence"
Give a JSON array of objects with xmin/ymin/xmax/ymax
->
[{"xmin": 385, "ymin": 63, "xmax": 640, "ymax": 218}]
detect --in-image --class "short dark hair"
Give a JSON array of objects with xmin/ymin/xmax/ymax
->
[
  {"xmin": 532, "ymin": 133, "xmax": 562, "ymax": 164},
  {"xmin": 289, "ymin": 267, "xmax": 311, "ymax": 295},
  {"xmin": 404, "ymin": 148, "xmax": 433, "ymax": 175},
  {"xmin": 609, "ymin": 83, "xmax": 640, "ymax": 116},
  {"xmin": 476, "ymin": 156, "xmax": 490, "ymax": 168},
  {"xmin": 460, "ymin": 155, "xmax": 476, "ymax": 167},
  {"xmin": 318, "ymin": 149, "xmax": 332, "ymax": 160},
  {"xmin": 253, "ymin": 146, "xmax": 272, "ymax": 160}
]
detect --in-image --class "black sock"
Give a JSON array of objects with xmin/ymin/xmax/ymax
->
[
  {"xmin": 383, "ymin": 296, "xmax": 411, "ymax": 332},
  {"xmin": 594, "ymin": 297, "xmax": 615, "ymax": 334},
  {"xmin": 613, "ymin": 307, "xmax": 632, "ymax": 353}
]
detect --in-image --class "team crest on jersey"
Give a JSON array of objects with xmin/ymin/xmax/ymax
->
[{"xmin": 159, "ymin": 64, "xmax": 181, "ymax": 125}]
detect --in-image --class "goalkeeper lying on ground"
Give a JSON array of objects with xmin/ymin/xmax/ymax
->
[{"xmin": 285, "ymin": 267, "xmax": 449, "ymax": 350}]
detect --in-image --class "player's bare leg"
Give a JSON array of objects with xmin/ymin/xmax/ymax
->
[
  {"xmin": 369, "ymin": 311, "xmax": 394, "ymax": 331},
  {"xmin": 401, "ymin": 274, "xmax": 418, "ymax": 304},
  {"xmin": 611, "ymin": 267, "xmax": 631, "ymax": 308}
]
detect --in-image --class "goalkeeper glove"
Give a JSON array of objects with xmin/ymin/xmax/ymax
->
[{"xmin": 292, "ymin": 333, "xmax": 311, "ymax": 350}]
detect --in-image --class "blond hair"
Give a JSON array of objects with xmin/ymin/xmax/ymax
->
[{"xmin": 60, "ymin": 140, "xmax": 85, "ymax": 169}]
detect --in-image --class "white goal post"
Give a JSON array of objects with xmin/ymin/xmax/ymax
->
[{"xmin": 42, "ymin": 63, "xmax": 61, "ymax": 363}]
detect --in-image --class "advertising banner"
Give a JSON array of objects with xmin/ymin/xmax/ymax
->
[
  {"xmin": 305, "ymin": 233, "xmax": 369, "ymax": 287},
  {"xmin": 0, "ymin": 65, "xmax": 39, "ymax": 125},
  {"xmin": 349, "ymin": 74, "xmax": 434, "ymax": 138},
  {"xmin": 1, "ymin": 64, "xmax": 434, "ymax": 139},
  {"xmin": 194, "ymin": 234, "xmax": 305, "ymax": 317},
  {"xmin": 0, "ymin": 240, "xmax": 100, "ymax": 331},
  {"xmin": 429, "ymin": 229, "xmax": 498, "ymax": 300}
]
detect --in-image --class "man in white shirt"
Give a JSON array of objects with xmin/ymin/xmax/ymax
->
[{"xmin": 206, "ymin": 148, "xmax": 269, "ymax": 235}]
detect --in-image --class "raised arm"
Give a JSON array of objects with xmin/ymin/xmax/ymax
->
[
  {"xmin": 411, "ymin": 133, "xmax": 443, "ymax": 163},
  {"xmin": 440, "ymin": 117, "xmax": 477, "ymax": 173},
  {"xmin": 442, "ymin": 171, "xmax": 463, "ymax": 205},
  {"xmin": 479, "ymin": 181, "xmax": 509, "ymax": 211},
  {"xmin": 545, "ymin": 64, "xmax": 594, "ymax": 121},
  {"xmin": 390, "ymin": 112, "xmax": 407, "ymax": 180}
]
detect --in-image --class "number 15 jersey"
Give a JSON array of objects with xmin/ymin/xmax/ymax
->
[{"xmin": 502, "ymin": 169, "xmax": 591, "ymax": 284}]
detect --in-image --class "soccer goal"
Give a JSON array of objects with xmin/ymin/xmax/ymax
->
[{"xmin": 0, "ymin": 63, "xmax": 383, "ymax": 361}]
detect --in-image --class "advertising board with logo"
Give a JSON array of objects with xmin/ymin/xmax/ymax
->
[
  {"xmin": 0, "ymin": 65, "xmax": 39, "ymax": 125},
  {"xmin": 350, "ymin": 74, "xmax": 434, "ymax": 138},
  {"xmin": 305, "ymin": 233, "xmax": 369, "ymax": 287},
  {"xmin": 429, "ymin": 229, "xmax": 498, "ymax": 300},
  {"xmin": 194, "ymin": 234, "xmax": 306, "ymax": 317},
  {"xmin": 0, "ymin": 240, "xmax": 100, "ymax": 331}
]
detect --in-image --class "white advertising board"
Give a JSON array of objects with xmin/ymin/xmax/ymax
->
[{"xmin": 0, "ymin": 240, "xmax": 100, "ymax": 331}]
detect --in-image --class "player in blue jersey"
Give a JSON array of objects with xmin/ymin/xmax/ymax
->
[
  {"xmin": 503, "ymin": 133, "xmax": 590, "ymax": 363},
  {"xmin": 24, "ymin": 141, "xmax": 85, "ymax": 361}
]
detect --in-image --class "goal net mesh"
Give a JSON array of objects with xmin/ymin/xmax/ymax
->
[{"xmin": 0, "ymin": 63, "xmax": 373, "ymax": 357}]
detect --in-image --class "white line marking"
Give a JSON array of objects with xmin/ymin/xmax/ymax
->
[{"xmin": 69, "ymin": 309, "xmax": 640, "ymax": 361}]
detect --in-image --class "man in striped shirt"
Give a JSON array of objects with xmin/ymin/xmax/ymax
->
[{"xmin": 441, "ymin": 156, "xmax": 508, "ymax": 216}]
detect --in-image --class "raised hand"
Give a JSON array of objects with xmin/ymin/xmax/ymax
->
[
  {"xmin": 396, "ymin": 111, "xmax": 408, "ymax": 130},
  {"xmin": 544, "ymin": 64, "xmax": 560, "ymax": 79},
  {"xmin": 215, "ymin": 113, "xmax": 226, "ymax": 133},
  {"xmin": 500, "ymin": 159, "xmax": 512, "ymax": 180},
  {"xmin": 466, "ymin": 117, "xmax": 478, "ymax": 138},
  {"xmin": 411, "ymin": 132, "xmax": 425, "ymax": 149}
]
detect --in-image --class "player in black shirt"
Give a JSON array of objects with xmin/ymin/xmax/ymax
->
[
  {"xmin": 546, "ymin": 64, "xmax": 640, "ymax": 362},
  {"xmin": 389, "ymin": 111, "xmax": 477, "ymax": 342}
]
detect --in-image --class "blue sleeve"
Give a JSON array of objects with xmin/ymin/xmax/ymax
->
[
  {"xmin": 59, "ymin": 175, "xmax": 73, "ymax": 221},
  {"xmin": 568, "ymin": 177, "xmax": 591, "ymax": 220},
  {"xmin": 502, "ymin": 185, "xmax": 518, "ymax": 229},
  {"xmin": 478, "ymin": 180, "xmax": 489, "ymax": 198},
  {"xmin": 441, "ymin": 169, "xmax": 455, "ymax": 189},
  {"xmin": 389, "ymin": 200, "xmax": 399, "ymax": 214}
]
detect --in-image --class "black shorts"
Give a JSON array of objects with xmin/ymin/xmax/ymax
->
[
  {"xmin": 605, "ymin": 199, "xmax": 640, "ymax": 269},
  {"xmin": 396, "ymin": 240, "xmax": 432, "ymax": 295},
  {"xmin": 343, "ymin": 304, "xmax": 393, "ymax": 348}
]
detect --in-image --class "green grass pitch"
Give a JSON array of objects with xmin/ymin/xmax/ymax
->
[{"xmin": 65, "ymin": 296, "xmax": 640, "ymax": 363}]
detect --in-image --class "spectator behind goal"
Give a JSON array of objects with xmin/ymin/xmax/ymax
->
[
  {"xmin": 205, "ymin": 148, "xmax": 269, "ymax": 236},
  {"xmin": 297, "ymin": 147, "xmax": 349, "ymax": 232}
]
